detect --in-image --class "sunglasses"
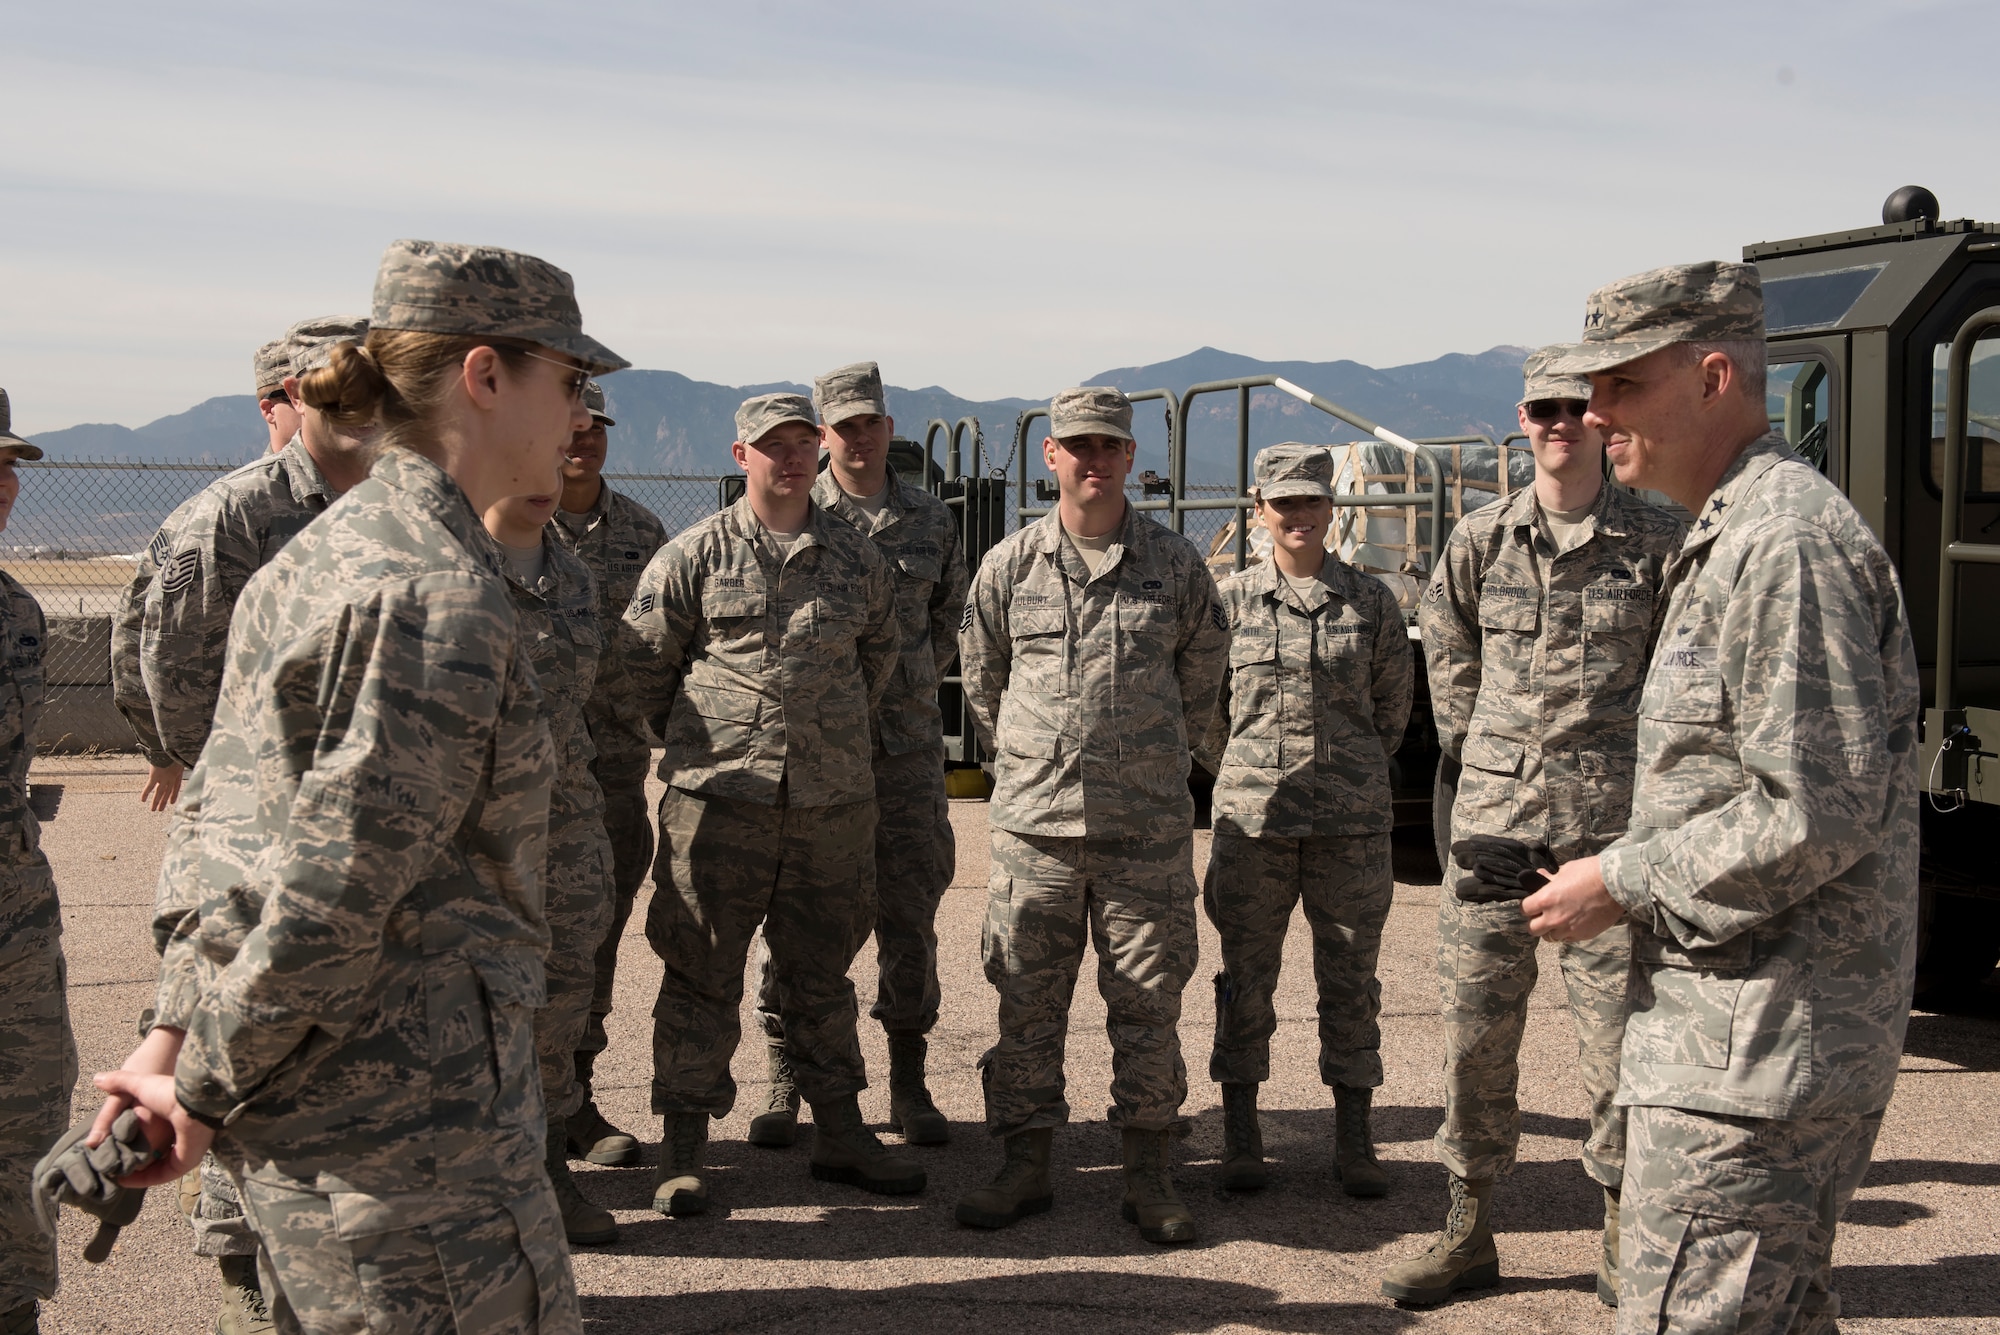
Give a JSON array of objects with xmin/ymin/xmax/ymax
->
[
  {"xmin": 1525, "ymin": 398, "xmax": 1588, "ymax": 423},
  {"xmin": 519, "ymin": 349, "xmax": 592, "ymax": 403}
]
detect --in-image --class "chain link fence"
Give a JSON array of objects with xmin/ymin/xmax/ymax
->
[{"xmin": 8, "ymin": 457, "xmax": 728, "ymax": 751}]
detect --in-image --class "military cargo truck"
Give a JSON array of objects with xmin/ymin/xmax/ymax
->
[{"xmin": 1748, "ymin": 187, "xmax": 2000, "ymax": 995}]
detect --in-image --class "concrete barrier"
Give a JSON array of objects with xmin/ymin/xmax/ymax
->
[{"xmin": 40, "ymin": 615, "xmax": 138, "ymax": 755}]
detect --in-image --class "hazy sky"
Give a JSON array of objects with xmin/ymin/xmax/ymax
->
[{"xmin": 6, "ymin": 0, "xmax": 1995, "ymax": 433}]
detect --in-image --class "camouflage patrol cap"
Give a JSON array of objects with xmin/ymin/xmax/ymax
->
[
  {"xmin": 253, "ymin": 340, "xmax": 291, "ymax": 398},
  {"xmin": 814, "ymin": 361, "xmax": 888, "ymax": 427},
  {"xmin": 1049, "ymin": 386, "xmax": 1133, "ymax": 442},
  {"xmin": 1253, "ymin": 443, "xmax": 1335, "ymax": 500},
  {"xmin": 735, "ymin": 392, "xmax": 817, "ymax": 445},
  {"xmin": 1549, "ymin": 260, "xmax": 1764, "ymax": 376},
  {"xmin": 281, "ymin": 315, "xmax": 370, "ymax": 380},
  {"xmin": 1518, "ymin": 346, "xmax": 1593, "ymax": 405},
  {"xmin": 583, "ymin": 380, "xmax": 615, "ymax": 427},
  {"xmin": 0, "ymin": 390, "xmax": 44, "ymax": 461},
  {"xmin": 368, "ymin": 239, "xmax": 629, "ymax": 375}
]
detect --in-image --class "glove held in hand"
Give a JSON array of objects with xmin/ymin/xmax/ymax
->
[
  {"xmin": 1450, "ymin": 835, "xmax": 1559, "ymax": 904},
  {"xmin": 32, "ymin": 1109, "xmax": 160, "ymax": 1263}
]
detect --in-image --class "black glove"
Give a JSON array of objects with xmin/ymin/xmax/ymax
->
[
  {"xmin": 1450, "ymin": 835, "xmax": 1559, "ymax": 904},
  {"xmin": 32, "ymin": 1109, "xmax": 161, "ymax": 1262}
]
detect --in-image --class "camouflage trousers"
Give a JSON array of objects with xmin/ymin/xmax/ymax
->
[
  {"xmin": 1435, "ymin": 856, "xmax": 1634, "ymax": 1188},
  {"xmin": 239, "ymin": 1170, "xmax": 581, "ymax": 1335},
  {"xmin": 756, "ymin": 748, "xmax": 954, "ymax": 1043},
  {"xmin": 1203, "ymin": 832, "xmax": 1393, "ymax": 1089},
  {"xmin": 581, "ymin": 769, "xmax": 655, "ymax": 1065},
  {"xmin": 980, "ymin": 829, "xmax": 1198, "ymax": 1137},
  {"xmin": 0, "ymin": 865, "xmax": 75, "ymax": 1308},
  {"xmin": 1617, "ymin": 1105, "xmax": 1882, "ymax": 1335},
  {"xmin": 647, "ymin": 787, "xmax": 875, "ymax": 1116},
  {"xmin": 535, "ymin": 812, "xmax": 613, "ymax": 1121}
]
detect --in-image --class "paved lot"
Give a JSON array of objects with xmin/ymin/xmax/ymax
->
[{"xmin": 29, "ymin": 758, "xmax": 2000, "ymax": 1334}]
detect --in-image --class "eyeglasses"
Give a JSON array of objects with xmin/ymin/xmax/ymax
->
[
  {"xmin": 1525, "ymin": 398, "xmax": 1588, "ymax": 422},
  {"xmin": 519, "ymin": 349, "xmax": 592, "ymax": 403}
]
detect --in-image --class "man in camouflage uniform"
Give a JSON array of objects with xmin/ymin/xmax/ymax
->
[
  {"xmin": 115, "ymin": 334, "xmax": 299, "ymax": 814},
  {"xmin": 548, "ymin": 379, "xmax": 668, "ymax": 1168},
  {"xmin": 747, "ymin": 362, "xmax": 968, "ymax": 1150},
  {"xmin": 253, "ymin": 341, "xmax": 300, "ymax": 455},
  {"xmin": 110, "ymin": 314, "xmax": 373, "ymax": 1334},
  {"xmin": 622, "ymin": 391, "xmax": 917, "ymax": 1216},
  {"xmin": 955, "ymin": 386, "xmax": 1227, "ymax": 1244},
  {"xmin": 1383, "ymin": 348, "xmax": 1682, "ymax": 1307},
  {"xmin": 486, "ymin": 494, "xmax": 618, "ymax": 1244},
  {"xmin": 1523, "ymin": 262, "xmax": 1919, "ymax": 1335},
  {"xmin": 1199, "ymin": 444, "xmax": 1412, "ymax": 1199},
  {"xmin": 0, "ymin": 396, "xmax": 77, "ymax": 1335}
]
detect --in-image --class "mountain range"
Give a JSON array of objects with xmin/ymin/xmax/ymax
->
[{"xmin": 32, "ymin": 346, "xmax": 1535, "ymax": 482}]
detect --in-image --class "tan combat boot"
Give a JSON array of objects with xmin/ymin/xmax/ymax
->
[
  {"xmin": 955, "ymin": 1127, "xmax": 1053, "ymax": 1228},
  {"xmin": 566, "ymin": 1049, "xmax": 641, "ymax": 1166},
  {"xmin": 1120, "ymin": 1127, "xmax": 1197, "ymax": 1244},
  {"xmin": 1220, "ymin": 1083, "xmax": 1267, "ymax": 1190},
  {"xmin": 1379, "ymin": 1174, "xmax": 1499, "ymax": 1305},
  {"xmin": 808, "ymin": 1094, "xmax": 926, "ymax": 1194},
  {"xmin": 1333, "ymin": 1084, "xmax": 1388, "ymax": 1198},
  {"xmin": 545, "ymin": 1116, "xmax": 617, "ymax": 1245},
  {"xmin": 214, "ymin": 1254, "xmax": 275, "ymax": 1335},
  {"xmin": 885, "ymin": 1033, "xmax": 950, "ymax": 1145},
  {"xmin": 747, "ymin": 1040, "xmax": 800, "ymax": 1148},
  {"xmin": 566, "ymin": 1101, "xmax": 641, "ymax": 1167},
  {"xmin": 652, "ymin": 1112, "xmax": 709, "ymax": 1216},
  {"xmin": 1599, "ymin": 1186, "xmax": 1621, "ymax": 1307}
]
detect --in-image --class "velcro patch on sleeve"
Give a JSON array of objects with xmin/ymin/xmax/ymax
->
[{"xmin": 159, "ymin": 548, "xmax": 201, "ymax": 595}]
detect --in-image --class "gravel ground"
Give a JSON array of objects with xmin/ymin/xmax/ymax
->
[{"xmin": 29, "ymin": 757, "xmax": 2000, "ymax": 1334}]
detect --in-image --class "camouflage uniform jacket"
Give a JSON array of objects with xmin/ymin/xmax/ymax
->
[
  {"xmin": 1419, "ymin": 481, "xmax": 1683, "ymax": 855},
  {"xmin": 154, "ymin": 450, "xmax": 555, "ymax": 1196},
  {"xmin": 959, "ymin": 505, "xmax": 1227, "ymax": 839},
  {"xmin": 506, "ymin": 539, "xmax": 606, "ymax": 836},
  {"xmin": 135, "ymin": 437, "xmax": 338, "ymax": 767},
  {"xmin": 1201, "ymin": 556, "xmax": 1413, "ymax": 838},
  {"xmin": 112, "ymin": 522, "xmax": 177, "ymax": 766},
  {"xmin": 548, "ymin": 484, "xmax": 667, "ymax": 786},
  {"xmin": 0, "ymin": 571, "xmax": 56, "ymax": 911},
  {"xmin": 812, "ymin": 468, "xmax": 969, "ymax": 757},
  {"xmin": 620, "ymin": 495, "xmax": 899, "ymax": 808},
  {"xmin": 1598, "ymin": 436, "xmax": 1920, "ymax": 1120}
]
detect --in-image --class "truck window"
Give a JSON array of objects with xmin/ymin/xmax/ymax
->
[
  {"xmin": 1928, "ymin": 335, "xmax": 2000, "ymax": 499},
  {"xmin": 1768, "ymin": 358, "xmax": 1833, "ymax": 476},
  {"xmin": 1762, "ymin": 264, "xmax": 1885, "ymax": 332}
]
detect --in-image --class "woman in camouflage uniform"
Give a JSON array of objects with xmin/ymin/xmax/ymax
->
[
  {"xmin": 482, "ymin": 490, "xmax": 618, "ymax": 1247},
  {"xmin": 1200, "ymin": 444, "xmax": 1413, "ymax": 1199},
  {"xmin": 89, "ymin": 239, "xmax": 626, "ymax": 1335},
  {"xmin": 0, "ymin": 393, "xmax": 78, "ymax": 1335}
]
